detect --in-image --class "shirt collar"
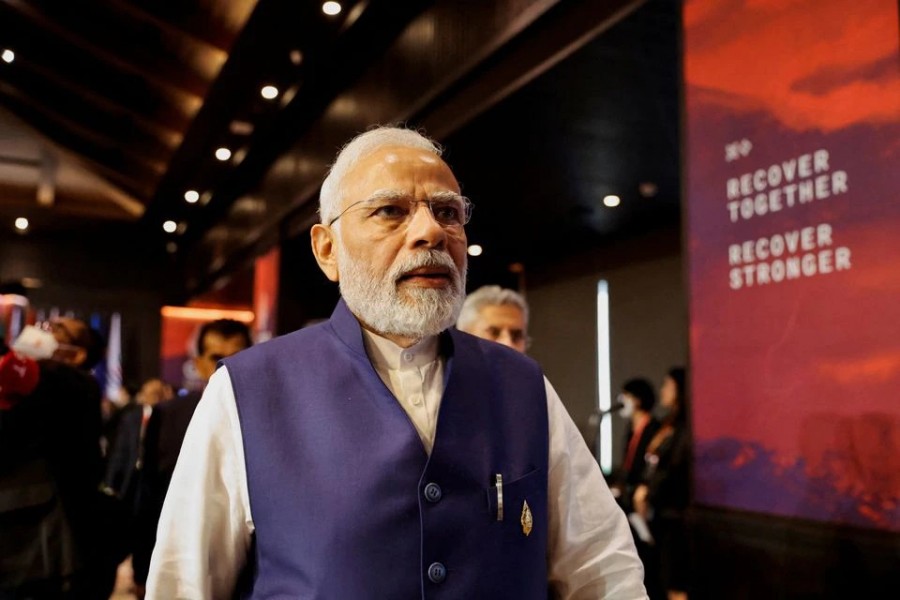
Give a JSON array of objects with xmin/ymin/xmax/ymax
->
[{"xmin": 361, "ymin": 328, "xmax": 439, "ymax": 371}]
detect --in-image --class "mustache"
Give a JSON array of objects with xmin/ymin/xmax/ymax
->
[{"xmin": 390, "ymin": 250, "xmax": 461, "ymax": 283}]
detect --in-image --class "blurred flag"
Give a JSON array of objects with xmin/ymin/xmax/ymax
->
[
  {"xmin": 105, "ymin": 312, "xmax": 123, "ymax": 403},
  {"xmin": 90, "ymin": 313, "xmax": 107, "ymax": 387}
]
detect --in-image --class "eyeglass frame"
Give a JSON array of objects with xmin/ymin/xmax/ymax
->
[{"xmin": 326, "ymin": 190, "xmax": 473, "ymax": 229}]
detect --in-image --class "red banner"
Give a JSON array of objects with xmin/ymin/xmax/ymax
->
[{"xmin": 685, "ymin": 0, "xmax": 900, "ymax": 530}]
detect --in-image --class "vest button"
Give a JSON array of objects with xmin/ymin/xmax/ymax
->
[
  {"xmin": 427, "ymin": 561, "xmax": 446, "ymax": 583},
  {"xmin": 423, "ymin": 482, "xmax": 442, "ymax": 503}
]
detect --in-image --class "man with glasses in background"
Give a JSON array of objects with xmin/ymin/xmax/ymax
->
[
  {"xmin": 131, "ymin": 319, "xmax": 252, "ymax": 593},
  {"xmin": 147, "ymin": 126, "xmax": 646, "ymax": 599}
]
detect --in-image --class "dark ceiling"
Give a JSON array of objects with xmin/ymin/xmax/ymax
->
[
  {"xmin": 446, "ymin": 0, "xmax": 681, "ymax": 285},
  {"xmin": 0, "ymin": 0, "xmax": 256, "ymax": 228},
  {"xmin": 0, "ymin": 0, "xmax": 681, "ymax": 298}
]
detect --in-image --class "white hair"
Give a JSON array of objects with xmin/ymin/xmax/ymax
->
[
  {"xmin": 319, "ymin": 126, "xmax": 443, "ymax": 224},
  {"xmin": 457, "ymin": 285, "xmax": 529, "ymax": 330}
]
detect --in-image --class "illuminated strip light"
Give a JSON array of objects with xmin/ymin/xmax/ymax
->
[
  {"xmin": 161, "ymin": 306, "xmax": 255, "ymax": 323},
  {"xmin": 596, "ymin": 279, "xmax": 612, "ymax": 474}
]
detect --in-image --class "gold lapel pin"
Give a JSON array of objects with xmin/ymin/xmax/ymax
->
[{"xmin": 520, "ymin": 500, "xmax": 533, "ymax": 536}]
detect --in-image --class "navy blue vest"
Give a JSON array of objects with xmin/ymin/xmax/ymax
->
[{"xmin": 223, "ymin": 300, "xmax": 549, "ymax": 599}]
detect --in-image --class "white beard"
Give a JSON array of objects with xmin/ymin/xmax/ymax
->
[{"xmin": 337, "ymin": 243, "xmax": 467, "ymax": 340}]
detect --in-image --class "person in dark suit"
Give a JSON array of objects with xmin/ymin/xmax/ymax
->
[
  {"xmin": 614, "ymin": 378, "xmax": 661, "ymax": 507},
  {"xmin": 131, "ymin": 319, "xmax": 252, "ymax": 590},
  {"xmin": 0, "ymin": 318, "xmax": 106, "ymax": 598},
  {"xmin": 612, "ymin": 378, "xmax": 663, "ymax": 599},
  {"xmin": 634, "ymin": 367, "xmax": 692, "ymax": 600},
  {"xmin": 97, "ymin": 377, "xmax": 171, "ymax": 597}
]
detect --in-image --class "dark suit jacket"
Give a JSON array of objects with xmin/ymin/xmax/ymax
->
[
  {"xmin": 102, "ymin": 403, "xmax": 146, "ymax": 505},
  {"xmin": 0, "ymin": 359, "xmax": 102, "ymax": 589},
  {"xmin": 132, "ymin": 390, "xmax": 203, "ymax": 584},
  {"xmin": 623, "ymin": 416, "xmax": 661, "ymax": 487}
]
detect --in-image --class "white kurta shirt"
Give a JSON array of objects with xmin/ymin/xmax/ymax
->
[{"xmin": 146, "ymin": 331, "xmax": 647, "ymax": 600}]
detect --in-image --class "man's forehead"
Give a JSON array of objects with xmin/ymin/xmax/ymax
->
[
  {"xmin": 348, "ymin": 146, "xmax": 455, "ymax": 181},
  {"xmin": 338, "ymin": 145, "xmax": 461, "ymax": 214},
  {"xmin": 479, "ymin": 304, "xmax": 525, "ymax": 323},
  {"xmin": 379, "ymin": 149, "xmax": 439, "ymax": 165}
]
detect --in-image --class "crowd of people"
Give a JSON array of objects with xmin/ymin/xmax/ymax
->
[{"xmin": 2, "ymin": 126, "xmax": 692, "ymax": 599}]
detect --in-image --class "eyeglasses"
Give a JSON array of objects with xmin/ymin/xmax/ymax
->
[{"xmin": 327, "ymin": 192, "xmax": 473, "ymax": 230}]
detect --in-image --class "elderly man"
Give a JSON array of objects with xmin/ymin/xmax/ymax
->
[
  {"xmin": 146, "ymin": 127, "xmax": 646, "ymax": 599},
  {"xmin": 457, "ymin": 285, "xmax": 530, "ymax": 353}
]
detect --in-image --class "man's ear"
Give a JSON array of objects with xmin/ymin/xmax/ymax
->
[{"xmin": 310, "ymin": 224, "xmax": 339, "ymax": 282}]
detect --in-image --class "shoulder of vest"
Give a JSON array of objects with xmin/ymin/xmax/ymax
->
[
  {"xmin": 451, "ymin": 328, "xmax": 544, "ymax": 378},
  {"xmin": 223, "ymin": 322, "xmax": 334, "ymax": 370}
]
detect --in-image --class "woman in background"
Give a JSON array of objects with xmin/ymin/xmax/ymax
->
[{"xmin": 634, "ymin": 367, "xmax": 691, "ymax": 600}]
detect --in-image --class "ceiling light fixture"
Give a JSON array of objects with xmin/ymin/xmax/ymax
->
[
  {"xmin": 215, "ymin": 147, "xmax": 232, "ymax": 161},
  {"xmin": 14, "ymin": 217, "xmax": 28, "ymax": 231},
  {"xmin": 603, "ymin": 194, "xmax": 621, "ymax": 208},
  {"xmin": 184, "ymin": 190, "xmax": 200, "ymax": 203},
  {"xmin": 322, "ymin": 1, "xmax": 342, "ymax": 16},
  {"xmin": 467, "ymin": 244, "xmax": 483, "ymax": 257},
  {"xmin": 229, "ymin": 120, "xmax": 254, "ymax": 135},
  {"xmin": 638, "ymin": 182, "xmax": 658, "ymax": 198},
  {"xmin": 163, "ymin": 220, "xmax": 177, "ymax": 233},
  {"xmin": 290, "ymin": 49, "xmax": 304, "ymax": 65},
  {"xmin": 261, "ymin": 85, "xmax": 279, "ymax": 100},
  {"xmin": 1, "ymin": 49, "xmax": 14, "ymax": 64}
]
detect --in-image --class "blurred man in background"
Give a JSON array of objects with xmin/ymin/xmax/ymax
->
[
  {"xmin": 0, "ymin": 317, "xmax": 107, "ymax": 598},
  {"xmin": 457, "ymin": 285, "xmax": 530, "ymax": 353},
  {"xmin": 131, "ymin": 319, "xmax": 252, "ymax": 591}
]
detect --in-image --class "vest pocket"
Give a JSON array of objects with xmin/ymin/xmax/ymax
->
[{"xmin": 486, "ymin": 468, "xmax": 545, "ymax": 540}]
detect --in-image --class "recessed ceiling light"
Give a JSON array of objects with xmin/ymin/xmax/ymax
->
[
  {"xmin": 229, "ymin": 120, "xmax": 254, "ymax": 135},
  {"xmin": 14, "ymin": 217, "xmax": 28, "ymax": 231},
  {"xmin": 603, "ymin": 194, "xmax": 621, "ymax": 207},
  {"xmin": 261, "ymin": 85, "xmax": 279, "ymax": 100},
  {"xmin": 1, "ymin": 49, "xmax": 14, "ymax": 64},
  {"xmin": 638, "ymin": 182, "xmax": 658, "ymax": 198},
  {"xmin": 184, "ymin": 190, "xmax": 200, "ymax": 203},
  {"xmin": 215, "ymin": 147, "xmax": 232, "ymax": 161},
  {"xmin": 322, "ymin": 1, "xmax": 342, "ymax": 16},
  {"xmin": 467, "ymin": 244, "xmax": 483, "ymax": 257},
  {"xmin": 163, "ymin": 220, "xmax": 177, "ymax": 233},
  {"xmin": 290, "ymin": 49, "xmax": 304, "ymax": 65}
]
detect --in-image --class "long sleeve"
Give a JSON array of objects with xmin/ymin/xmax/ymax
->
[
  {"xmin": 546, "ymin": 378, "xmax": 648, "ymax": 599},
  {"xmin": 145, "ymin": 367, "xmax": 253, "ymax": 600}
]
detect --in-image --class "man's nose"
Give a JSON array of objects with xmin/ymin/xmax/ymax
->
[{"xmin": 407, "ymin": 201, "xmax": 447, "ymax": 248}]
